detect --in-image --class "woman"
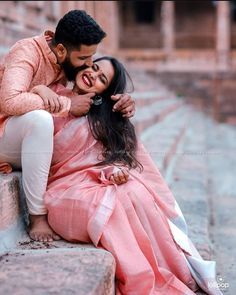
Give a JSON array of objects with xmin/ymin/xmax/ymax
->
[{"xmin": 29, "ymin": 57, "xmax": 222, "ymax": 294}]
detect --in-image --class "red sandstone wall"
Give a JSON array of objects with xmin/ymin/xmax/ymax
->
[
  {"xmin": 0, "ymin": 1, "xmax": 119, "ymax": 59},
  {"xmin": 175, "ymin": 1, "xmax": 216, "ymax": 49},
  {"xmin": 0, "ymin": 1, "xmax": 59, "ymax": 55}
]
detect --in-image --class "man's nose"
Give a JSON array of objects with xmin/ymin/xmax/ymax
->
[{"xmin": 85, "ymin": 58, "xmax": 93, "ymax": 67}]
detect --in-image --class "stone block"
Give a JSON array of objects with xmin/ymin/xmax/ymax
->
[
  {"xmin": 0, "ymin": 173, "xmax": 21, "ymax": 230},
  {"xmin": 0, "ymin": 248, "xmax": 116, "ymax": 295},
  {"xmin": 0, "ymin": 173, "xmax": 25, "ymax": 254}
]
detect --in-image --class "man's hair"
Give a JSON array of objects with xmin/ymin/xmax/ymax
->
[{"xmin": 53, "ymin": 10, "xmax": 106, "ymax": 49}]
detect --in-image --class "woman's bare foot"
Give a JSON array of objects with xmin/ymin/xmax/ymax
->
[{"xmin": 28, "ymin": 214, "xmax": 61, "ymax": 242}]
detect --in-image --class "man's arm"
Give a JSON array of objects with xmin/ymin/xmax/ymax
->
[
  {"xmin": 31, "ymin": 85, "xmax": 94, "ymax": 117},
  {"xmin": 0, "ymin": 40, "xmax": 70, "ymax": 116},
  {"xmin": 111, "ymin": 93, "xmax": 135, "ymax": 118}
]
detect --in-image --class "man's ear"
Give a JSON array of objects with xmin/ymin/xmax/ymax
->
[{"xmin": 55, "ymin": 43, "xmax": 67, "ymax": 62}]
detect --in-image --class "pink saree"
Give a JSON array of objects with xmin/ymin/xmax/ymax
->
[{"xmin": 45, "ymin": 114, "xmax": 222, "ymax": 295}]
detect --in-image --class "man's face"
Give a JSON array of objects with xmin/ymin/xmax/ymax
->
[{"xmin": 60, "ymin": 44, "xmax": 98, "ymax": 81}]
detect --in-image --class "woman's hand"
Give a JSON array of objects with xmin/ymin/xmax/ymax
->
[
  {"xmin": 111, "ymin": 93, "xmax": 135, "ymax": 118},
  {"xmin": 109, "ymin": 167, "xmax": 129, "ymax": 185},
  {"xmin": 31, "ymin": 85, "xmax": 64, "ymax": 113}
]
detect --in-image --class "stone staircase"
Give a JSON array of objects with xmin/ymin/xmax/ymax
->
[{"xmin": 0, "ymin": 73, "xmax": 211, "ymax": 294}]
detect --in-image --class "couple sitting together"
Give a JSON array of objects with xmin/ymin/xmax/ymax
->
[{"xmin": 0, "ymin": 10, "xmax": 222, "ymax": 295}]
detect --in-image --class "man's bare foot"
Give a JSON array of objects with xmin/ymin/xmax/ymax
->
[{"xmin": 28, "ymin": 214, "xmax": 61, "ymax": 242}]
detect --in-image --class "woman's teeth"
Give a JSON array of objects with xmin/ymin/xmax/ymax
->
[{"xmin": 82, "ymin": 75, "xmax": 91, "ymax": 87}]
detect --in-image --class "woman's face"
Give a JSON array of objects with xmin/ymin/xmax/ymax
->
[{"xmin": 75, "ymin": 59, "xmax": 115, "ymax": 94}]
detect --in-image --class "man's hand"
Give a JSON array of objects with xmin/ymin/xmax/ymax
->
[
  {"xmin": 109, "ymin": 167, "xmax": 129, "ymax": 185},
  {"xmin": 70, "ymin": 92, "xmax": 95, "ymax": 117},
  {"xmin": 31, "ymin": 85, "xmax": 64, "ymax": 113},
  {"xmin": 111, "ymin": 93, "xmax": 135, "ymax": 118}
]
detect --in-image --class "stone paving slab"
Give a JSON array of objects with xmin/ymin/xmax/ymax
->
[{"xmin": 0, "ymin": 248, "xmax": 115, "ymax": 295}]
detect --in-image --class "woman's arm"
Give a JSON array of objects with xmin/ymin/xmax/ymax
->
[
  {"xmin": 100, "ymin": 166, "xmax": 129, "ymax": 185},
  {"xmin": 110, "ymin": 167, "xmax": 129, "ymax": 185}
]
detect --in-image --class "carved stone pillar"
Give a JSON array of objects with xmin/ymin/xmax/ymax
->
[
  {"xmin": 74, "ymin": 1, "xmax": 86, "ymax": 11},
  {"xmin": 161, "ymin": 1, "xmax": 175, "ymax": 58},
  {"xmin": 85, "ymin": 1, "xmax": 95, "ymax": 18},
  {"xmin": 216, "ymin": 1, "xmax": 231, "ymax": 70},
  {"xmin": 94, "ymin": 1, "xmax": 119, "ymax": 55},
  {"xmin": 60, "ymin": 1, "xmax": 76, "ymax": 16}
]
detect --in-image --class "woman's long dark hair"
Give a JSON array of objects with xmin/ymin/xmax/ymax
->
[{"xmin": 88, "ymin": 56, "xmax": 142, "ymax": 170}]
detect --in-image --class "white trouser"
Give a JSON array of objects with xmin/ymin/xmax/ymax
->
[{"xmin": 0, "ymin": 110, "xmax": 54, "ymax": 215}]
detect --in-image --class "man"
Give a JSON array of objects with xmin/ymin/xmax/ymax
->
[{"xmin": 0, "ymin": 10, "xmax": 135, "ymax": 242}]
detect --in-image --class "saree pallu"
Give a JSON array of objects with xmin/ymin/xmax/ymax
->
[{"xmin": 45, "ymin": 116, "xmax": 222, "ymax": 295}]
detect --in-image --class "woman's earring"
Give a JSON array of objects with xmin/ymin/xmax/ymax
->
[{"xmin": 92, "ymin": 95, "xmax": 103, "ymax": 106}]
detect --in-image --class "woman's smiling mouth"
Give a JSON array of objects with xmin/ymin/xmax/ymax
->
[{"xmin": 82, "ymin": 74, "xmax": 92, "ymax": 87}]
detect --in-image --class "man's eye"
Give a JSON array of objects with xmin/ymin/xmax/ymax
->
[{"xmin": 79, "ymin": 57, "xmax": 87, "ymax": 60}]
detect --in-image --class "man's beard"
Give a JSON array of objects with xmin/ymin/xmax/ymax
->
[{"xmin": 61, "ymin": 57, "xmax": 88, "ymax": 81}]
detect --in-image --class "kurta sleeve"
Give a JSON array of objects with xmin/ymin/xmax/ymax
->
[{"xmin": 0, "ymin": 40, "xmax": 70, "ymax": 116}]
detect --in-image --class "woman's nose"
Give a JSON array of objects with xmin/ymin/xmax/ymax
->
[
  {"xmin": 90, "ymin": 70, "xmax": 102, "ymax": 80},
  {"xmin": 89, "ymin": 72, "xmax": 96, "ymax": 80}
]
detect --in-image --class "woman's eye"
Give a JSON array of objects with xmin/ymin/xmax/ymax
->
[
  {"xmin": 92, "ymin": 64, "xmax": 99, "ymax": 71},
  {"xmin": 100, "ymin": 77, "xmax": 106, "ymax": 84}
]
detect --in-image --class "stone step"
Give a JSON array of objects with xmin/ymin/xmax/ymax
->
[
  {"xmin": 133, "ymin": 88, "xmax": 176, "ymax": 100},
  {"xmin": 0, "ymin": 172, "xmax": 25, "ymax": 254},
  {"xmin": 134, "ymin": 91, "xmax": 171, "ymax": 108},
  {"xmin": 141, "ymin": 105, "xmax": 192, "ymax": 173},
  {"xmin": 0, "ymin": 247, "xmax": 115, "ymax": 295},
  {"xmin": 128, "ymin": 65, "xmax": 177, "ymax": 93},
  {"xmin": 133, "ymin": 97, "xmax": 184, "ymax": 134}
]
